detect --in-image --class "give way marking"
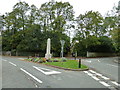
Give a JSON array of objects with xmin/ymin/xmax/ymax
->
[{"xmin": 33, "ymin": 66, "xmax": 61, "ymax": 75}]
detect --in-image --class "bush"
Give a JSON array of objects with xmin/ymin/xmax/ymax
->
[
  {"xmin": 34, "ymin": 58, "xmax": 40, "ymax": 62},
  {"xmin": 62, "ymin": 60, "xmax": 66, "ymax": 62},
  {"xmin": 38, "ymin": 60, "xmax": 43, "ymax": 63},
  {"xmin": 46, "ymin": 59, "xmax": 52, "ymax": 62},
  {"xmin": 87, "ymin": 36, "xmax": 115, "ymax": 53},
  {"xmin": 53, "ymin": 60, "xmax": 59, "ymax": 62},
  {"xmin": 31, "ymin": 58, "xmax": 36, "ymax": 62},
  {"xmin": 28, "ymin": 58, "xmax": 32, "ymax": 61},
  {"xmin": 40, "ymin": 58, "xmax": 46, "ymax": 62}
]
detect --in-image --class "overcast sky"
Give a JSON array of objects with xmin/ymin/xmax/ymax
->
[{"xmin": 0, "ymin": 0, "xmax": 119, "ymax": 17}]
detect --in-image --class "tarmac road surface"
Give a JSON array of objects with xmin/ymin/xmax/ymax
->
[{"xmin": 1, "ymin": 56, "xmax": 119, "ymax": 89}]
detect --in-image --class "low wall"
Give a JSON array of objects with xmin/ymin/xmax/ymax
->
[
  {"xmin": 87, "ymin": 52, "xmax": 116, "ymax": 57},
  {"xmin": 2, "ymin": 51, "xmax": 43, "ymax": 57},
  {"xmin": 2, "ymin": 51, "xmax": 11, "ymax": 56}
]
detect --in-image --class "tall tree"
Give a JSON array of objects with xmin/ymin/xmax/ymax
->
[
  {"xmin": 13, "ymin": 1, "xmax": 29, "ymax": 31},
  {"xmin": 39, "ymin": 1, "xmax": 74, "ymax": 34}
]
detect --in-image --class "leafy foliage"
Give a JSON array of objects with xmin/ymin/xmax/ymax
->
[{"xmin": 1, "ymin": 1, "xmax": 119, "ymax": 57}]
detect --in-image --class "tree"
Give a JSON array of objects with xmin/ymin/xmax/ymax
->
[
  {"xmin": 87, "ymin": 36, "xmax": 115, "ymax": 53},
  {"xmin": 13, "ymin": 1, "xmax": 29, "ymax": 31},
  {"xmin": 74, "ymin": 11, "xmax": 105, "ymax": 56},
  {"xmin": 39, "ymin": 1, "xmax": 74, "ymax": 34},
  {"xmin": 106, "ymin": 1, "xmax": 120, "ymax": 54}
]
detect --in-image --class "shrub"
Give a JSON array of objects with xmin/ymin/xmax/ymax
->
[
  {"xmin": 40, "ymin": 58, "xmax": 46, "ymax": 63},
  {"xmin": 27, "ymin": 58, "xmax": 32, "ymax": 61},
  {"xmin": 87, "ymin": 36, "xmax": 115, "ymax": 53},
  {"xmin": 38, "ymin": 60, "xmax": 43, "ymax": 63},
  {"xmin": 53, "ymin": 60, "xmax": 59, "ymax": 62},
  {"xmin": 62, "ymin": 60, "xmax": 66, "ymax": 62},
  {"xmin": 31, "ymin": 58, "xmax": 36, "ymax": 62},
  {"xmin": 46, "ymin": 59, "xmax": 52, "ymax": 62},
  {"xmin": 34, "ymin": 58, "xmax": 40, "ymax": 62}
]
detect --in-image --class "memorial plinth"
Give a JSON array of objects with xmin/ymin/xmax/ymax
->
[{"xmin": 45, "ymin": 38, "xmax": 52, "ymax": 59}]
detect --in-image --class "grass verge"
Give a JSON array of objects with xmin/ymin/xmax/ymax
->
[{"xmin": 44, "ymin": 60, "xmax": 88, "ymax": 69}]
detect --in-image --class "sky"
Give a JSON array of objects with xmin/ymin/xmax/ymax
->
[{"xmin": 0, "ymin": 0, "xmax": 119, "ymax": 17}]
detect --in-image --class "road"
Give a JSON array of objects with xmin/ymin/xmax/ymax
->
[
  {"xmin": 1, "ymin": 56, "xmax": 120, "ymax": 89},
  {"xmin": 81, "ymin": 57, "xmax": 119, "ymax": 82}
]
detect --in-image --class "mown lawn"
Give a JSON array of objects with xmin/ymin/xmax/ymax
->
[{"xmin": 44, "ymin": 60, "xmax": 88, "ymax": 69}]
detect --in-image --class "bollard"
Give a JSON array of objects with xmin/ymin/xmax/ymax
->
[
  {"xmin": 75, "ymin": 56, "xmax": 76, "ymax": 60},
  {"xmin": 28, "ymin": 56, "xmax": 29, "ymax": 59},
  {"xmin": 78, "ymin": 59, "xmax": 81, "ymax": 68}
]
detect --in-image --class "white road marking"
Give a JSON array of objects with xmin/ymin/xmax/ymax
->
[
  {"xmin": 87, "ymin": 72, "xmax": 93, "ymax": 77},
  {"xmin": 85, "ymin": 60, "xmax": 91, "ymax": 63},
  {"xmin": 99, "ymin": 81, "xmax": 111, "ymax": 87},
  {"xmin": 35, "ymin": 84, "xmax": 38, "ymax": 88},
  {"xmin": 85, "ymin": 70, "xmax": 118, "ymax": 88},
  {"xmin": 33, "ymin": 66, "xmax": 61, "ymax": 75},
  {"xmin": 20, "ymin": 68, "xmax": 42, "ymax": 84},
  {"xmin": 89, "ymin": 70, "xmax": 96, "ymax": 74},
  {"xmin": 84, "ymin": 70, "xmax": 100, "ymax": 81},
  {"xmin": 95, "ymin": 73, "xmax": 103, "ymax": 77},
  {"xmin": 100, "ymin": 76, "xmax": 110, "ymax": 80},
  {"xmin": 84, "ymin": 71, "xmax": 93, "ymax": 76},
  {"xmin": 91, "ymin": 76, "xmax": 100, "ymax": 81},
  {"xmin": 9, "ymin": 62, "xmax": 17, "ymax": 66},
  {"xmin": 18, "ymin": 58, "xmax": 25, "ymax": 60},
  {"xmin": 107, "ymin": 64, "xmax": 118, "ymax": 68},
  {"xmin": 98, "ymin": 60, "xmax": 100, "ymax": 62},
  {"xmin": 89, "ymin": 70, "xmax": 102, "ymax": 76},
  {"xmin": 111, "ymin": 81, "xmax": 120, "ymax": 86},
  {"xmin": 83, "ymin": 71, "xmax": 89, "ymax": 74},
  {"xmin": 2, "ymin": 59, "xmax": 7, "ymax": 61}
]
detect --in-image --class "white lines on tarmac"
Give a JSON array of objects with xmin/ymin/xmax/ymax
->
[
  {"xmin": 107, "ymin": 64, "xmax": 118, "ymax": 68},
  {"xmin": 84, "ymin": 60, "xmax": 92, "ymax": 63},
  {"xmin": 100, "ymin": 76, "xmax": 110, "ymax": 80},
  {"xmin": 98, "ymin": 60, "xmax": 100, "ymax": 62},
  {"xmin": 89, "ymin": 70, "xmax": 102, "ymax": 77},
  {"xmin": 2, "ymin": 59, "xmax": 7, "ymax": 61},
  {"xmin": 85, "ymin": 69, "xmax": 120, "ymax": 89},
  {"xmin": 20, "ymin": 68, "xmax": 42, "ymax": 84},
  {"xmin": 111, "ymin": 81, "xmax": 120, "ymax": 87},
  {"xmin": 91, "ymin": 76, "xmax": 100, "ymax": 81},
  {"xmin": 84, "ymin": 71, "xmax": 100, "ymax": 81},
  {"xmin": 34, "ymin": 84, "xmax": 39, "ymax": 88},
  {"xmin": 89, "ymin": 70, "xmax": 110, "ymax": 80},
  {"xmin": 18, "ymin": 58, "xmax": 24, "ymax": 59},
  {"xmin": 9, "ymin": 62, "xmax": 17, "ymax": 67},
  {"xmin": 83, "ymin": 70, "xmax": 115, "ymax": 88},
  {"xmin": 89, "ymin": 70, "xmax": 96, "ymax": 74},
  {"xmin": 33, "ymin": 66, "xmax": 61, "ymax": 75},
  {"xmin": 99, "ymin": 81, "xmax": 111, "ymax": 87}
]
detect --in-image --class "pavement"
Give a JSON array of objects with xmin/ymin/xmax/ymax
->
[{"xmin": 1, "ymin": 56, "xmax": 120, "ymax": 89}]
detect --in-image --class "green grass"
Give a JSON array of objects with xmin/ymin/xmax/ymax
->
[
  {"xmin": 44, "ymin": 60, "xmax": 88, "ymax": 69},
  {"xmin": 26, "ymin": 58, "xmax": 32, "ymax": 61}
]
